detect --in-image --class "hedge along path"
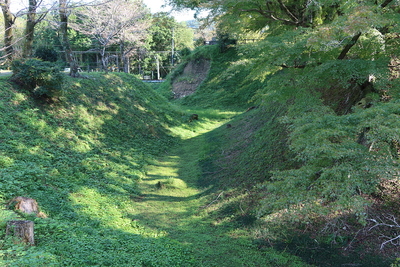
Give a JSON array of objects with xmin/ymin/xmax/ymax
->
[{"xmin": 132, "ymin": 111, "xmax": 308, "ymax": 267}]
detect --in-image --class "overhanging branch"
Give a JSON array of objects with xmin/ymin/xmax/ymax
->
[
  {"xmin": 337, "ymin": 32, "xmax": 362, "ymax": 60},
  {"xmin": 381, "ymin": 0, "xmax": 394, "ymax": 8}
]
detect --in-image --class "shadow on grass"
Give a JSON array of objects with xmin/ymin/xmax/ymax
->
[
  {"xmin": 131, "ymin": 122, "xmax": 309, "ymax": 267},
  {"xmin": 0, "ymin": 74, "xmax": 308, "ymax": 266},
  {"xmin": 0, "ymin": 74, "xmax": 201, "ymax": 265}
]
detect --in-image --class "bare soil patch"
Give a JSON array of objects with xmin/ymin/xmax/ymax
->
[{"xmin": 172, "ymin": 58, "xmax": 210, "ymax": 99}]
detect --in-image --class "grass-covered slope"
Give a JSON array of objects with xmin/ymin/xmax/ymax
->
[
  {"xmin": 1, "ymin": 40, "xmax": 400, "ymax": 266},
  {"xmin": 161, "ymin": 43, "xmax": 400, "ymax": 265},
  {"xmin": 0, "ymin": 70, "xmax": 312, "ymax": 267},
  {"xmin": 159, "ymin": 45, "xmax": 265, "ymax": 111},
  {"xmin": 0, "ymin": 72, "xmax": 198, "ymax": 266}
]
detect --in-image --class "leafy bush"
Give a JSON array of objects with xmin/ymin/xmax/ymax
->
[
  {"xmin": 34, "ymin": 47, "xmax": 59, "ymax": 62},
  {"xmin": 255, "ymin": 65, "xmax": 400, "ymax": 221},
  {"xmin": 179, "ymin": 47, "xmax": 192, "ymax": 58},
  {"xmin": 11, "ymin": 59, "xmax": 64, "ymax": 99}
]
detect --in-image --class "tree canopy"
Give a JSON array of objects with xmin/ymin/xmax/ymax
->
[{"xmin": 0, "ymin": 0, "xmax": 196, "ymax": 75}]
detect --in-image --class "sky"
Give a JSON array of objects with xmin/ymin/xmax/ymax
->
[
  {"xmin": 10, "ymin": 0, "xmax": 198, "ymax": 22},
  {"xmin": 143, "ymin": 0, "xmax": 197, "ymax": 22}
]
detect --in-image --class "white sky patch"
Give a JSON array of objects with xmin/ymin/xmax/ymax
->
[
  {"xmin": 10, "ymin": 0, "xmax": 198, "ymax": 22},
  {"xmin": 143, "ymin": 0, "xmax": 197, "ymax": 22}
]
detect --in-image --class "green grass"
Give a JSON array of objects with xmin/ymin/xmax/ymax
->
[
  {"xmin": 136, "ymin": 113, "xmax": 310, "ymax": 266},
  {"xmin": 157, "ymin": 44, "xmax": 399, "ymax": 266},
  {"xmin": 1, "ymin": 41, "xmax": 398, "ymax": 266},
  {"xmin": 0, "ymin": 72, "xmax": 199, "ymax": 266},
  {"xmin": 0, "ymin": 71, "xmax": 310, "ymax": 266}
]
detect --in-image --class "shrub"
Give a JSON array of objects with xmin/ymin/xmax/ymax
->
[
  {"xmin": 34, "ymin": 47, "xmax": 59, "ymax": 62},
  {"xmin": 11, "ymin": 59, "xmax": 64, "ymax": 99}
]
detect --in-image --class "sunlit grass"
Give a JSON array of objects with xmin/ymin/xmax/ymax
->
[
  {"xmin": 167, "ymin": 109, "xmax": 239, "ymax": 139},
  {"xmin": 0, "ymin": 74, "xmax": 199, "ymax": 265},
  {"xmin": 0, "ymin": 52, "xmax": 319, "ymax": 266}
]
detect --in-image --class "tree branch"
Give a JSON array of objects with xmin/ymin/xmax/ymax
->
[
  {"xmin": 381, "ymin": 0, "xmax": 394, "ymax": 8},
  {"xmin": 380, "ymin": 234, "xmax": 400, "ymax": 249},
  {"xmin": 337, "ymin": 1, "xmax": 392, "ymax": 59},
  {"xmin": 239, "ymin": 8, "xmax": 298, "ymax": 25},
  {"xmin": 277, "ymin": 0, "xmax": 298, "ymax": 24},
  {"xmin": 368, "ymin": 215, "xmax": 400, "ymax": 250},
  {"xmin": 280, "ymin": 64, "xmax": 306, "ymax": 69},
  {"xmin": 337, "ymin": 32, "xmax": 362, "ymax": 59}
]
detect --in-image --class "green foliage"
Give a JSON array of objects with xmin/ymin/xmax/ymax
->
[
  {"xmin": 0, "ymin": 72, "xmax": 198, "ymax": 265},
  {"xmin": 11, "ymin": 59, "xmax": 64, "ymax": 99},
  {"xmin": 250, "ymin": 63, "xmax": 399, "ymax": 218},
  {"xmin": 0, "ymin": 210, "xmax": 18, "ymax": 228},
  {"xmin": 67, "ymin": 28, "xmax": 93, "ymax": 51},
  {"xmin": 160, "ymin": 11, "xmax": 400, "ymax": 261},
  {"xmin": 161, "ymin": 178, "xmax": 188, "ymax": 189},
  {"xmin": 142, "ymin": 12, "xmax": 194, "ymax": 77},
  {"xmin": 170, "ymin": 45, "xmax": 262, "ymax": 110},
  {"xmin": 0, "ymin": 71, "xmax": 312, "ymax": 266},
  {"xmin": 34, "ymin": 47, "xmax": 59, "ymax": 62},
  {"xmin": 270, "ymin": 232, "xmax": 392, "ymax": 266},
  {"xmin": 1, "ymin": 0, "xmax": 399, "ymax": 261},
  {"xmin": 149, "ymin": 12, "xmax": 177, "ymax": 52}
]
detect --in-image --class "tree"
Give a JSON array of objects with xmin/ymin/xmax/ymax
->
[
  {"xmin": 72, "ymin": 0, "xmax": 150, "ymax": 72},
  {"xmin": 119, "ymin": 25, "xmax": 150, "ymax": 73},
  {"xmin": 175, "ymin": 22, "xmax": 195, "ymax": 51},
  {"xmin": 150, "ymin": 12, "xmax": 177, "ymax": 52},
  {"xmin": 0, "ymin": 0, "xmax": 55, "ymax": 60},
  {"xmin": 307, "ymin": 2, "xmax": 397, "ymax": 60},
  {"xmin": 117, "ymin": 5, "xmax": 150, "ymax": 73},
  {"xmin": 0, "ymin": 0, "xmax": 16, "ymax": 61},
  {"xmin": 167, "ymin": 0, "xmax": 398, "ymax": 60},
  {"xmin": 22, "ymin": 0, "xmax": 54, "ymax": 58},
  {"xmin": 166, "ymin": 0, "xmax": 400, "ymax": 222},
  {"xmin": 59, "ymin": 0, "xmax": 80, "ymax": 77},
  {"xmin": 147, "ymin": 12, "xmax": 194, "ymax": 75},
  {"xmin": 237, "ymin": 1, "xmax": 399, "ymax": 219},
  {"xmin": 167, "ymin": 0, "xmax": 337, "ymax": 30}
]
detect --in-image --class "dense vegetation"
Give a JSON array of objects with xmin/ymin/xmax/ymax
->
[
  {"xmin": 1, "ymin": 36, "xmax": 399, "ymax": 265},
  {"xmin": 0, "ymin": 0, "xmax": 196, "ymax": 77},
  {"xmin": 0, "ymin": 71, "xmax": 189, "ymax": 265},
  {"xmin": 158, "ymin": 24, "xmax": 400, "ymax": 263},
  {"xmin": 0, "ymin": 66, "xmax": 310, "ymax": 266},
  {"xmin": 1, "ymin": 0, "xmax": 400, "ymax": 266}
]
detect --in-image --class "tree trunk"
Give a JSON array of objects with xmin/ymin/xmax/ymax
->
[
  {"xmin": 381, "ymin": 0, "xmax": 394, "ymax": 8},
  {"xmin": 0, "ymin": 0, "xmax": 15, "ymax": 61},
  {"xmin": 100, "ymin": 47, "xmax": 108, "ymax": 72},
  {"xmin": 6, "ymin": 220, "xmax": 35, "ymax": 245},
  {"xmin": 124, "ymin": 56, "xmax": 130, "ymax": 73},
  {"xmin": 59, "ymin": 0, "xmax": 79, "ymax": 77},
  {"xmin": 22, "ymin": 0, "xmax": 37, "ymax": 58},
  {"xmin": 337, "ymin": 32, "xmax": 362, "ymax": 60},
  {"xmin": 120, "ymin": 42, "xmax": 130, "ymax": 73}
]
